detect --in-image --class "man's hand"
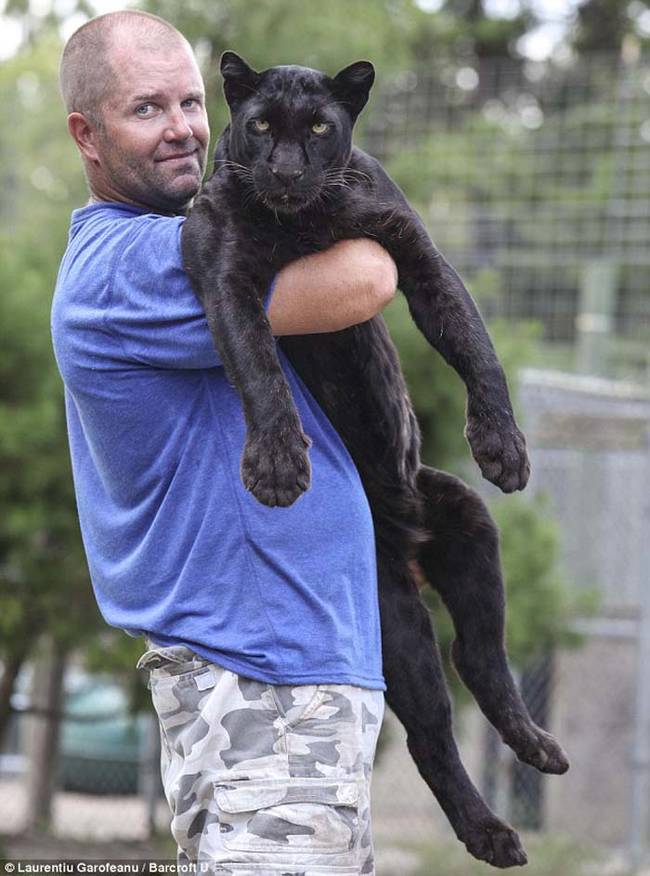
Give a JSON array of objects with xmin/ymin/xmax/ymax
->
[{"xmin": 267, "ymin": 239, "xmax": 397, "ymax": 336}]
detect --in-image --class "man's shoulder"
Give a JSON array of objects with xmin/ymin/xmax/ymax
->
[
  {"xmin": 57, "ymin": 202, "xmax": 186, "ymax": 299},
  {"xmin": 66, "ymin": 202, "xmax": 183, "ymax": 261},
  {"xmin": 58, "ymin": 203, "xmax": 142, "ymax": 288},
  {"xmin": 51, "ymin": 199, "xmax": 211, "ymax": 382}
]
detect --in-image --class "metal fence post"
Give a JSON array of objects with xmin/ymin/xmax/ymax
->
[
  {"xmin": 628, "ymin": 436, "xmax": 650, "ymax": 870},
  {"xmin": 139, "ymin": 711, "xmax": 161, "ymax": 838},
  {"xmin": 575, "ymin": 258, "xmax": 619, "ymax": 377}
]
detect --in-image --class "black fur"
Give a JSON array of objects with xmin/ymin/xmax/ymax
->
[{"xmin": 181, "ymin": 52, "xmax": 569, "ymax": 867}]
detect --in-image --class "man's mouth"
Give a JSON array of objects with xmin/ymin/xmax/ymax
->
[{"xmin": 157, "ymin": 150, "xmax": 198, "ymax": 163}]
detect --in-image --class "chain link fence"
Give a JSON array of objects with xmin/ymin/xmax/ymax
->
[
  {"xmin": 1, "ymin": 50, "xmax": 650, "ymax": 874},
  {"xmin": 363, "ymin": 50, "xmax": 650, "ymax": 381}
]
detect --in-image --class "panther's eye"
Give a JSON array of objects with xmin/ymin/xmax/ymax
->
[
  {"xmin": 253, "ymin": 119, "xmax": 270, "ymax": 132},
  {"xmin": 311, "ymin": 122, "xmax": 329, "ymax": 135}
]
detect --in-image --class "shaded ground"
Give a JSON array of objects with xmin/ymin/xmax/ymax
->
[
  {"xmin": 1, "ymin": 833, "xmax": 647, "ymax": 876},
  {"xmin": 0, "ymin": 833, "xmax": 174, "ymax": 861}
]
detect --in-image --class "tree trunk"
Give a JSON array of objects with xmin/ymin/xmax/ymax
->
[
  {"xmin": 24, "ymin": 637, "xmax": 67, "ymax": 834},
  {"xmin": 0, "ymin": 647, "xmax": 29, "ymax": 750}
]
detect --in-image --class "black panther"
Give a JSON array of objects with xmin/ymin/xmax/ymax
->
[{"xmin": 181, "ymin": 52, "xmax": 569, "ymax": 868}]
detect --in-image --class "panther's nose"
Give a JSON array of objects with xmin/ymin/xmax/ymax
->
[{"xmin": 271, "ymin": 167, "xmax": 304, "ymax": 185}]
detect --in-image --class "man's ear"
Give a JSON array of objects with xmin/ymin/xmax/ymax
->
[
  {"xmin": 220, "ymin": 51, "xmax": 260, "ymax": 110},
  {"xmin": 67, "ymin": 112, "xmax": 100, "ymax": 164},
  {"xmin": 332, "ymin": 61, "xmax": 375, "ymax": 122}
]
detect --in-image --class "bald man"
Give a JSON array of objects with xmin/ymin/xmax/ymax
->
[{"xmin": 52, "ymin": 10, "xmax": 394, "ymax": 873}]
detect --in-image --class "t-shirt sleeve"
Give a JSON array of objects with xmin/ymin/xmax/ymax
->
[{"xmin": 107, "ymin": 214, "xmax": 276, "ymax": 370}]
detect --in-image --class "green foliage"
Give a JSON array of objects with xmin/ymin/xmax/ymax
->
[
  {"xmin": 492, "ymin": 494, "xmax": 599, "ymax": 666},
  {"xmin": 0, "ymin": 220, "xmax": 103, "ymax": 658},
  {"xmin": 573, "ymin": 0, "xmax": 648, "ymax": 54},
  {"xmin": 384, "ymin": 98, "xmax": 638, "ymax": 220},
  {"xmin": 142, "ymin": 0, "xmax": 421, "ymax": 137},
  {"xmin": 381, "ymin": 84, "xmax": 648, "ymax": 375},
  {"xmin": 423, "ymin": 492, "xmax": 599, "ymax": 706},
  {"xmin": 0, "ymin": 32, "xmax": 88, "ymax": 231},
  {"xmin": 83, "ymin": 632, "xmax": 153, "ymax": 713},
  {"xmin": 0, "ymin": 37, "xmax": 104, "ymax": 667},
  {"xmin": 145, "ymin": 0, "xmax": 417, "ymax": 72}
]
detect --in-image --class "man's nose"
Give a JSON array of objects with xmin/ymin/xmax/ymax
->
[{"xmin": 163, "ymin": 108, "xmax": 193, "ymax": 141}]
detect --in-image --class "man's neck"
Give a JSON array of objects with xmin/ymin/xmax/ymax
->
[{"xmin": 86, "ymin": 190, "xmax": 191, "ymax": 217}]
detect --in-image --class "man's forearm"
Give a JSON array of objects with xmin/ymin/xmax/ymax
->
[{"xmin": 267, "ymin": 239, "xmax": 397, "ymax": 336}]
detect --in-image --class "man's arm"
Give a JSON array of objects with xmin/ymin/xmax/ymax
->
[
  {"xmin": 268, "ymin": 239, "xmax": 397, "ymax": 335},
  {"xmin": 107, "ymin": 218, "xmax": 396, "ymax": 372}
]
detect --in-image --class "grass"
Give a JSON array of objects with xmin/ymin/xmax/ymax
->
[{"xmin": 409, "ymin": 835, "xmax": 631, "ymax": 876}]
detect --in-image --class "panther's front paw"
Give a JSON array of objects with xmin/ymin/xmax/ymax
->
[
  {"xmin": 462, "ymin": 815, "xmax": 528, "ymax": 869},
  {"xmin": 465, "ymin": 409, "xmax": 530, "ymax": 494},
  {"xmin": 241, "ymin": 425, "xmax": 312, "ymax": 507}
]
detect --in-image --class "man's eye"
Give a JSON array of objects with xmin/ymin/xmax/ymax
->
[
  {"xmin": 135, "ymin": 104, "xmax": 154, "ymax": 116},
  {"xmin": 312, "ymin": 122, "xmax": 329, "ymax": 135},
  {"xmin": 253, "ymin": 119, "xmax": 270, "ymax": 132}
]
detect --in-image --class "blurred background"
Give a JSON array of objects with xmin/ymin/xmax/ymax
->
[{"xmin": 0, "ymin": 0, "xmax": 649, "ymax": 872}]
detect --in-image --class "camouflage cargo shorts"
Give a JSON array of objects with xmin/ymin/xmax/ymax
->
[{"xmin": 136, "ymin": 642, "xmax": 385, "ymax": 874}]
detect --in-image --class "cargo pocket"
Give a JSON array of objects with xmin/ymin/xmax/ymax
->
[{"xmin": 215, "ymin": 778, "xmax": 360, "ymax": 855}]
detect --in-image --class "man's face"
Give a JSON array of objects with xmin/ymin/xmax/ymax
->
[{"xmin": 92, "ymin": 37, "xmax": 210, "ymax": 213}]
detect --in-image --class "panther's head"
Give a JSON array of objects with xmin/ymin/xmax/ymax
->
[{"xmin": 219, "ymin": 51, "xmax": 375, "ymax": 214}]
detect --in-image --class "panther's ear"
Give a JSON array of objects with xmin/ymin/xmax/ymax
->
[
  {"xmin": 332, "ymin": 61, "xmax": 375, "ymax": 121},
  {"xmin": 220, "ymin": 51, "xmax": 260, "ymax": 109}
]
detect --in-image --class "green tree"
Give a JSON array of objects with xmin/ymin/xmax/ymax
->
[
  {"xmin": 0, "ymin": 36, "xmax": 104, "ymax": 748},
  {"xmin": 409, "ymin": 0, "xmax": 536, "ymax": 63},
  {"xmin": 571, "ymin": 0, "xmax": 649, "ymax": 54}
]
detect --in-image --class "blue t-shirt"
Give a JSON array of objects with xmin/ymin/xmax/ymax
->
[{"xmin": 51, "ymin": 202, "xmax": 384, "ymax": 689}]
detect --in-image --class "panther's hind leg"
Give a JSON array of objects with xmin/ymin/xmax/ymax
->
[
  {"xmin": 415, "ymin": 465, "xmax": 569, "ymax": 776},
  {"xmin": 378, "ymin": 552, "xmax": 527, "ymax": 869}
]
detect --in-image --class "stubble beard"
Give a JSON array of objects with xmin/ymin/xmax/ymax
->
[{"xmin": 100, "ymin": 141, "xmax": 206, "ymax": 214}]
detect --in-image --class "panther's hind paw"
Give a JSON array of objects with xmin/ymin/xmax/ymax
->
[
  {"xmin": 463, "ymin": 816, "xmax": 528, "ymax": 869},
  {"xmin": 506, "ymin": 724, "xmax": 570, "ymax": 775}
]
